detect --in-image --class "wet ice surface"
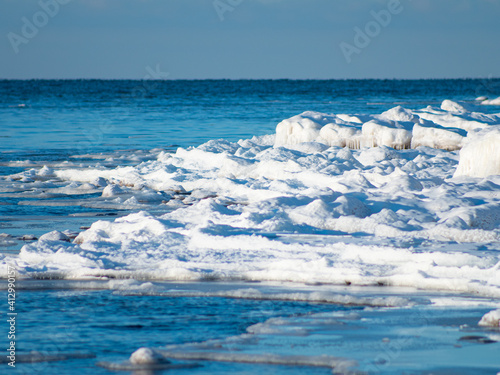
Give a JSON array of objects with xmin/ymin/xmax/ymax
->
[{"xmin": 2, "ymin": 280, "xmax": 500, "ymax": 375}]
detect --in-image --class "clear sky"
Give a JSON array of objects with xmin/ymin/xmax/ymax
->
[{"xmin": 1, "ymin": 0, "xmax": 500, "ymax": 79}]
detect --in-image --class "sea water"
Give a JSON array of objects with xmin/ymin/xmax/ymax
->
[{"xmin": 1, "ymin": 79, "xmax": 500, "ymax": 374}]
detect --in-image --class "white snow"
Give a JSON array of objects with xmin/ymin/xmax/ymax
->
[
  {"xmin": 480, "ymin": 96, "xmax": 500, "ymax": 105},
  {"xmin": 411, "ymin": 123, "xmax": 465, "ymax": 151},
  {"xmin": 275, "ymin": 101, "xmax": 500, "ymax": 151},
  {"xmin": 440, "ymin": 99, "xmax": 467, "ymax": 113},
  {"xmin": 130, "ymin": 348, "xmax": 166, "ymax": 365},
  {"xmin": 101, "ymin": 184, "xmax": 126, "ymax": 197},
  {"xmin": 38, "ymin": 231, "xmax": 70, "ymax": 242},
  {"xmin": 1, "ymin": 101, "xmax": 500, "ymax": 300},
  {"xmin": 478, "ymin": 309, "xmax": 500, "ymax": 327},
  {"xmin": 37, "ymin": 165, "xmax": 56, "ymax": 177},
  {"xmin": 454, "ymin": 126, "xmax": 500, "ymax": 178}
]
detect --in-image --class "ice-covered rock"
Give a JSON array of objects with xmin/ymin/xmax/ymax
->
[
  {"xmin": 275, "ymin": 113, "xmax": 323, "ymax": 146},
  {"xmin": 319, "ymin": 123, "xmax": 360, "ymax": 148},
  {"xmin": 378, "ymin": 105, "xmax": 419, "ymax": 123},
  {"xmin": 275, "ymin": 111, "xmax": 366, "ymax": 148},
  {"xmin": 129, "ymin": 347, "xmax": 168, "ymax": 365},
  {"xmin": 39, "ymin": 231, "xmax": 71, "ymax": 242}
]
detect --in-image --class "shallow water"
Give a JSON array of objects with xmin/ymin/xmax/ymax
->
[
  {"xmin": 11, "ymin": 285, "xmax": 345, "ymax": 374},
  {"xmin": 3, "ymin": 281, "xmax": 500, "ymax": 375}
]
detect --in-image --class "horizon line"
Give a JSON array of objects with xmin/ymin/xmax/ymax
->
[{"xmin": 1, "ymin": 77, "xmax": 499, "ymax": 81}]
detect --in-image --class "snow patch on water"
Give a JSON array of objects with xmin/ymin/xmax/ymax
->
[
  {"xmin": 130, "ymin": 347, "xmax": 168, "ymax": 365},
  {"xmin": 479, "ymin": 309, "xmax": 500, "ymax": 328}
]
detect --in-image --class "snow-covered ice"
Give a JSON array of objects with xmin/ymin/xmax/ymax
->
[
  {"xmin": 479, "ymin": 96, "xmax": 500, "ymax": 105},
  {"xmin": 479, "ymin": 309, "xmax": 500, "ymax": 328},
  {"xmin": 276, "ymin": 101, "xmax": 500, "ymax": 151},
  {"xmin": 129, "ymin": 347, "xmax": 167, "ymax": 365},
  {"xmin": 1, "ymin": 100, "xmax": 500, "ymax": 300},
  {"xmin": 454, "ymin": 126, "xmax": 500, "ymax": 178}
]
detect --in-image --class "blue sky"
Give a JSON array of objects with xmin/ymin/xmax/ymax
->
[{"xmin": 1, "ymin": 0, "xmax": 500, "ymax": 79}]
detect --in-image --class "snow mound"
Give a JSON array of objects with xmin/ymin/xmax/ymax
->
[
  {"xmin": 102, "ymin": 184, "xmax": 126, "ymax": 197},
  {"xmin": 37, "ymin": 165, "xmax": 56, "ymax": 177},
  {"xmin": 379, "ymin": 105, "xmax": 418, "ymax": 123},
  {"xmin": 441, "ymin": 99, "xmax": 467, "ymax": 113},
  {"xmin": 481, "ymin": 96, "xmax": 500, "ymax": 105},
  {"xmin": 361, "ymin": 120, "xmax": 412, "ymax": 150},
  {"xmin": 454, "ymin": 126, "xmax": 500, "ymax": 178},
  {"xmin": 130, "ymin": 348, "xmax": 168, "ymax": 364},
  {"xmin": 38, "ymin": 231, "xmax": 70, "ymax": 242},
  {"xmin": 275, "ymin": 101, "xmax": 500, "ymax": 151},
  {"xmin": 275, "ymin": 112, "xmax": 323, "ymax": 146},
  {"xmin": 411, "ymin": 123, "xmax": 465, "ymax": 151},
  {"xmin": 478, "ymin": 309, "xmax": 500, "ymax": 328}
]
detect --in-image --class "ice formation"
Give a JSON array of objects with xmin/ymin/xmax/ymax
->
[
  {"xmin": 276, "ymin": 101, "xmax": 500, "ymax": 152},
  {"xmin": 478, "ymin": 309, "xmax": 500, "ymax": 328},
  {"xmin": 479, "ymin": 96, "xmax": 500, "ymax": 105},
  {"xmin": 130, "ymin": 348, "xmax": 167, "ymax": 365},
  {"xmin": 454, "ymin": 126, "xmax": 500, "ymax": 178},
  {"xmin": 1, "ymin": 100, "xmax": 500, "ymax": 298}
]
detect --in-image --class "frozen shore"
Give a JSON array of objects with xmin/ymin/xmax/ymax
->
[{"xmin": 1, "ymin": 100, "xmax": 499, "ymax": 300}]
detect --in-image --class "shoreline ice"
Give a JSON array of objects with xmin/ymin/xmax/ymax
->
[{"xmin": 1, "ymin": 100, "xmax": 499, "ymax": 301}]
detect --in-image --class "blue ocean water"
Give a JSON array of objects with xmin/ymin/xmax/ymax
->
[
  {"xmin": 1, "ymin": 79, "xmax": 500, "ymax": 374},
  {"xmin": 14, "ymin": 283, "xmax": 353, "ymax": 375},
  {"xmin": 1, "ymin": 79, "xmax": 499, "ymax": 154}
]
